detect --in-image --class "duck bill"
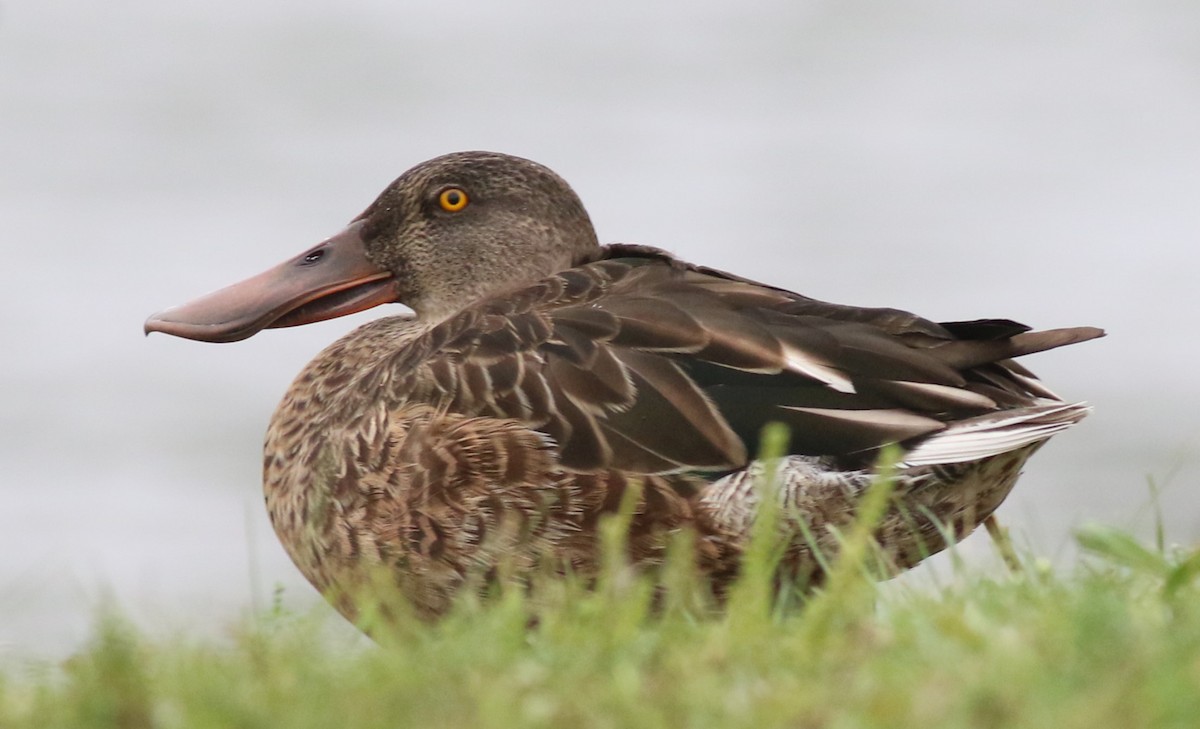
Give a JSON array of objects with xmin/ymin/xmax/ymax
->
[{"xmin": 144, "ymin": 221, "xmax": 398, "ymax": 343}]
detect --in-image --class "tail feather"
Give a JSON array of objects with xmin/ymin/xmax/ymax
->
[
  {"xmin": 932, "ymin": 326, "xmax": 1105, "ymax": 370},
  {"xmin": 901, "ymin": 401, "xmax": 1091, "ymax": 467},
  {"xmin": 1009, "ymin": 326, "xmax": 1106, "ymax": 358}
]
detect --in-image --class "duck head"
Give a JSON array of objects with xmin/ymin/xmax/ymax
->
[{"xmin": 145, "ymin": 151, "xmax": 600, "ymax": 342}]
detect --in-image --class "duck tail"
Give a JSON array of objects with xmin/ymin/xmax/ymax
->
[
  {"xmin": 1007, "ymin": 326, "xmax": 1106, "ymax": 358},
  {"xmin": 900, "ymin": 401, "xmax": 1092, "ymax": 468},
  {"xmin": 932, "ymin": 325, "xmax": 1104, "ymax": 370}
]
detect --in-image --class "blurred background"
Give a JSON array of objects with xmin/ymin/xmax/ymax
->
[{"xmin": 2, "ymin": 0, "xmax": 1197, "ymax": 660}]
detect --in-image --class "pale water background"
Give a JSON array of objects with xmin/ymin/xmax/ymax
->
[{"xmin": 2, "ymin": 0, "xmax": 1198, "ymax": 660}]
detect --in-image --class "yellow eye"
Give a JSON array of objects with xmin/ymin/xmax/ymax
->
[{"xmin": 438, "ymin": 187, "xmax": 469, "ymax": 212}]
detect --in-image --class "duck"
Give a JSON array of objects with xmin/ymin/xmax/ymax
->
[{"xmin": 146, "ymin": 151, "xmax": 1103, "ymax": 622}]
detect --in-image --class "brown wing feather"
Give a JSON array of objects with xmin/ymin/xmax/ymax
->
[{"xmin": 382, "ymin": 248, "xmax": 1102, "ymax": 476}]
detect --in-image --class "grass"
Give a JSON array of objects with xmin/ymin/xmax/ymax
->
[{"xmin": 3, "ymin": 458, "xmax": 1198, "ymax": 728}]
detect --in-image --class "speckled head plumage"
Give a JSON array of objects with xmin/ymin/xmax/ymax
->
[{"xmin": 356, "ymin": 152, "xmax": 601, "ymax": 319}]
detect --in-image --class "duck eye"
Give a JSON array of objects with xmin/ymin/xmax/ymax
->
[{"xmin": 438, "ymin": 188, "xmax": 469, "ymax": 212}]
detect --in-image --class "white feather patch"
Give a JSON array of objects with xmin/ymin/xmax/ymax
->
[
  {"xmin": 902, "ymin": 401, "xmax": 1091, "ymax": 467},
  {"xmin": 781, "ymin": 344, "xmax": 856, "ymax": 394}
]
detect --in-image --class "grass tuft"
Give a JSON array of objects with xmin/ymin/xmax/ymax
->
[{"xmin": 5, "ymin": 460, "xmax": 1200, "ymax": 728}]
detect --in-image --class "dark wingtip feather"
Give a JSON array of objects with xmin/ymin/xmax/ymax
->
[
  {"xmin": 931, "ymin": 325, "xmax": 1104, "ymax": 370},
  {"xmin": 1008, "ymin": 326, "xmax": 1105, "ymax": 358},
  {"xmin": 939, "ymin": 318, "xmax": 1032, "ymax": 340}
]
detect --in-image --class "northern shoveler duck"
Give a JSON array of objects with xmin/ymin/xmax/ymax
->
[{"xmin": 146, "ymin": 151, "xmax": 1102, "ymax": 621}]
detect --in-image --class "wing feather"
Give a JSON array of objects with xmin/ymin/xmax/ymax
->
[{"xmin": 381, "ymin": 249, "xmax": 1101, "ymax": 476}]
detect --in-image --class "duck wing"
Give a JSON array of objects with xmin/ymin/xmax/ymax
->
[{"xmin": 373, "ymin": 246, "xmax": 1102, "ymax": 474}]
